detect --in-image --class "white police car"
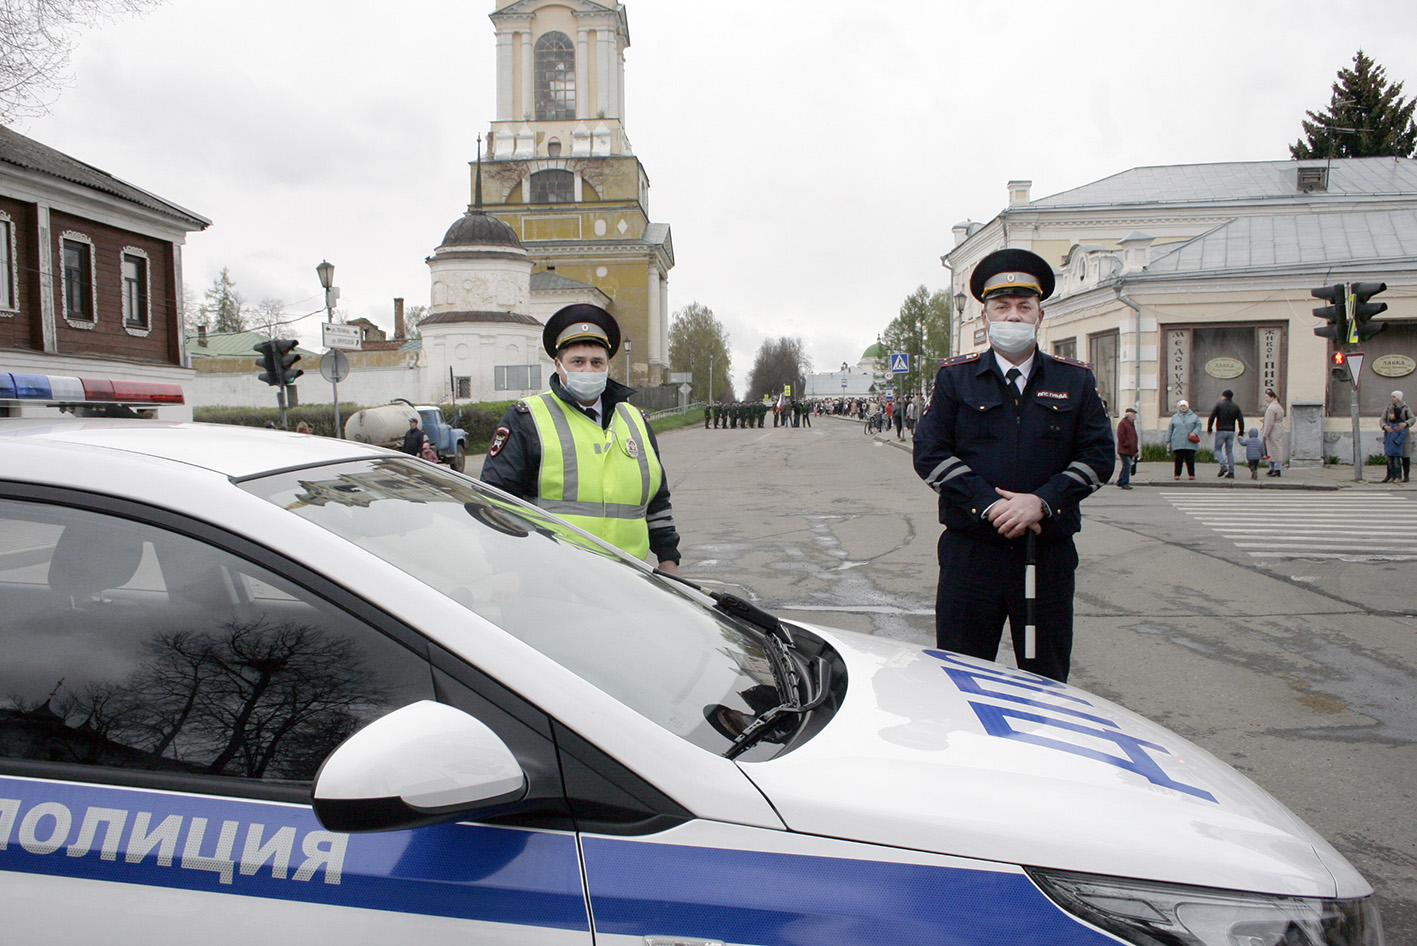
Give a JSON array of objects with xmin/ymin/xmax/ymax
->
[{"xmin": 0, "ymin": 374, "xmax": 1384, "ymax": 945}]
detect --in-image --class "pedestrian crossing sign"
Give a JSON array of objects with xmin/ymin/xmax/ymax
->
[{"xmin": 890, "ymin": 353, "xmax": 910, "ymax": 373}]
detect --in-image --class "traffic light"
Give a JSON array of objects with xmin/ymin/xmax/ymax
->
[
  {"xmin": 253, "ymin": 339, "xmax": 303, "ymax": 386},
  {"xmin": 1349, "ymin": 282, "xmax": 1388, "ymax": 342},
  {"xmin": 1330, "ymin": 350, "xmax": 1351, "ymax": 383},
  {"xmin": 1311, "ymin": 284, "xmax": 1347, "ymax": 342},
  {"xmin": 254, "ymin": 339, "xmax": 280, "ymax": 386}
]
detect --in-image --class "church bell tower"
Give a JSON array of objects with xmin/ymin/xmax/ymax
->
[{"xmin": 484, "ymin": 0, "xmax": 674, "ymax": 387}]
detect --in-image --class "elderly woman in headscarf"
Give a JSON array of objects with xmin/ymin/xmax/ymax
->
[
  {"xmin": 1166, "ymin": 399, "xmax": 1203, "ymax": 480},
  {"xmin": 1261, "ymin": 389, "xmax": 1286, "ymax": 477},
  {"xmin": 1381, "ymin": 390, "xmax": 1414, "ymax": 483}
]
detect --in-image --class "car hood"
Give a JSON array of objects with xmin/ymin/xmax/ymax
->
[{"xmin": 737, "ymin": 627, "xmax": 1369, "ymax": 899}]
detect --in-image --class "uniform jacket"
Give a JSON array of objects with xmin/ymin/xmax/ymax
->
[
  {"xmin": 1116, "ymin": 415, "xmax": 1138, "ymax": 458},
  {"xmin": 912, "ymin": 349, "xmax": 1114, "ymax": 544},
  {"xmin": 480, "ymin": 375, "xmax": 681, "ymax": 564},
  {"xmin": 1165, "ymin": 410, "xmax": 1203, "ymax": 451}
]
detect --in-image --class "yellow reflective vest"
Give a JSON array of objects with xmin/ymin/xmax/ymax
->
[{"xmin": 523, "ymin": 392, "xmax": 663, "ymax": 560}]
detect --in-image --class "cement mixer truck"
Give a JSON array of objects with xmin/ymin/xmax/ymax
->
[{"xmin": 344, "ymin": 398, "xmax": 469, "ymax": 472}]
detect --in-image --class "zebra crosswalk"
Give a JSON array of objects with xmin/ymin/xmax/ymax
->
[{"xmin": 1163, "ymin": 490, "xmax": 1417, "ymax": 561}]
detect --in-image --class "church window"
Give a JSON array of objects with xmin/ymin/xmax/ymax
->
[
  {"xmin": 534, "ymin": 31, "xmax": 576, "ymax": 121},
  {"xmin": 531, "ymin": 169, "xmax": 575, "ymax": 203}
]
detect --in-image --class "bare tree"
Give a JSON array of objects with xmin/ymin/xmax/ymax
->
[
  {"xmin": 746, "ymin": 336, "xmax": 811, "ymax": 402},
  {"xmin": 1, "ymin": 0, "xmax": 164, "ymax": 122}
]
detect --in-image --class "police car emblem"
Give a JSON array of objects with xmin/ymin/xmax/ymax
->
[{"xmin": 488, "ymin": 425, "xmax": 510, "ymax": 456}]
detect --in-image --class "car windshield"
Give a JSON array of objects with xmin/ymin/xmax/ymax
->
[{"xmin": 241, "ymin": 457, "xmax": 783, "ymax": 755}]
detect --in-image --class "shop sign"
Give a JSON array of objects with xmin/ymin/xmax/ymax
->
[
  {"xmin": 1371, "ymin": 354, "xmax": 1416, "ymax": 378},
  {"xmin": 1203, "ymin": 357, "xmax": 1245, "ymax": 379}
]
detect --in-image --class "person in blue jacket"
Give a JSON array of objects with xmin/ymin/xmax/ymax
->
[{"xmin": 913, "ymin": 248, "xmax": 1114, "ymax": 682}]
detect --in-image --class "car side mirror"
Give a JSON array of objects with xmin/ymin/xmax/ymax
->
[{"xmin": 311, "ymin": 700, "xmax": 527, "ymax": 833}]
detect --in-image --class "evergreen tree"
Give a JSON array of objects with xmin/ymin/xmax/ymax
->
[
  {"xmin": 201, "ymin": 268, "xmax": 246, "ymax": 335},
  {"xmin": 668, "ymin": 302, "xmax": 734, "ymax": 403},
  {"xmin": 1291, "ymin": 50, "xmax": 1416, "ymax": 159},
  {"xmin": 881, "ymin": 286, "xmax": 954, "ymax": 399}
]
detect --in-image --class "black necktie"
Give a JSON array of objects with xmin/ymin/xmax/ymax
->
[
  {"xmin": 1005, "ymin": 367, "xmax": 1022, "ymax": 392},
  {"xmin": 584, "ymin": 408, "xmax": 599, "ymax": 424}
]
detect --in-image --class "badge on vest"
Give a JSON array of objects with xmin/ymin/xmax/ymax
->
[{"xmin": 626, "ymin": 438, "xmax": 639, "ymax": 458}]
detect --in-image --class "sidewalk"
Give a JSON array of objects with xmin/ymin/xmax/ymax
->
[{"xmin": 864, "ymin": 423, "xmax": 1403, "ymax": 491}]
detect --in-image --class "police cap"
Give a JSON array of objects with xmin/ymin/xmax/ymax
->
[
  {"xmin": 969, "ymin": 248, "xmax": 1056, "ymax": 303},
  {"xmin": 542, "ymin": 303, "xmax": 621, "ymax": 358}
]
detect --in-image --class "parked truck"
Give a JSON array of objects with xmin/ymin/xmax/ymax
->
[{"xmin": 344, "ymin": 399, "xmax": 469, "ymax": 472}]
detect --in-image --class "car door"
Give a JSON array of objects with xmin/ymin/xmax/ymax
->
[{"xmin": 0, "ymin": 490, "xmax": 592, "ymax": 945}]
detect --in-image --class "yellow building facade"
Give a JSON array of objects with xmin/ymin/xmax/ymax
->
[{"xmin": 484, "ymin": 0, "xmax": 673, "ymax": 386}]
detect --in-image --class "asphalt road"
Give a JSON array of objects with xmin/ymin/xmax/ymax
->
[{"xmin": 644, "ymin": 413, "xmax": 1417, "ymax": 942}]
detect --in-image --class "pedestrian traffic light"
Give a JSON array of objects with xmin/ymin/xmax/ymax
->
[
  {"xmin": 1349, "ymin": 282, "xmax": 1388, "ymax": 342},
  {"xmin": 1330, "ymin": 350, "xmax": 1351, "ymax": 383},
  {"xmin": 1311, "ymin": 284, "xmax": 1347, "ymax": 342},
  {"xmin": 253, "ymin": 338, "xmax": 303, "ymax": 386}
]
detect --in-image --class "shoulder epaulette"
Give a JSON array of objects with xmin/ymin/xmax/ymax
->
[
  {"xmin": 940, "ymin": 351, "xmax": 984, "ymax": 368},
  {"xmin": 1051, "ymin": 354, "xmax": 1094, "ymax": 370},
  {"xmin": 514, "ymin": 400, "xmax": 530, "ymax": 413}
]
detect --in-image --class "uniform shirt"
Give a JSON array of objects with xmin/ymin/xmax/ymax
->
[
  {"xmin": 481, "ymin": 375, "xmax": 681, "ymax": 564},
  {"xmin": 913, "ymin": 349, "xmax": 1114, "ymax": 544}
]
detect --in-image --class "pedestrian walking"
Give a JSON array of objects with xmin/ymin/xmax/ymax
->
[
  {"xmin": 912, "ymin": 248, "xmax": 1113, "ymax": 682},
  {"xmin": 1207, "ymin": 389, "xmax": 1243, "ymax": 478},
  {"xmin": 1261, "ymin": 389, "xmax": 1286, "ymax": 477},
  {"xmin": 1116, "ymin": 407, "xmax": 1138, "ymax": 489},
  {"xmin": 1166, "ymin": 400, "xmax": 1202, "ymax": 480},
  {"xmin": 1238, "ymin": 427, "xmax": 1265, "ymax": 479}
]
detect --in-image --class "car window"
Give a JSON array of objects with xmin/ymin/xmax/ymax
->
[
  {"xmin": 0, "ymin": 499, "xmax": 434, "ymax": 785},
  {"xmin": 241, "ymin": 457, "xmax": 783, "ymax": 755}
]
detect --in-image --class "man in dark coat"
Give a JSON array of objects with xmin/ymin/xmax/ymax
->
[
  {"xmin": 913, "ymin": 248, "xmax": 1113, "ymax": 682},
  {"xmin": 400, "ymin": 417, "xmax": 425, "ymax": 455}
]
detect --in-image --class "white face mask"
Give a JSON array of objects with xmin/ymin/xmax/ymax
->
[
  {"xmin": 987, "ymin": 319, "xmax": 1038, "ymax": 354},
  {"xmin": 562, "ymin": 369, "xmax": 608, "ymax": 403}
]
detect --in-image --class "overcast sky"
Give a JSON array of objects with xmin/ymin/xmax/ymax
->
[{"xmin": 19, "ymin": 0, "xmax": 1417, "ymax": 393}]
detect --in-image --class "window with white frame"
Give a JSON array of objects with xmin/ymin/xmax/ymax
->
[
  {"xmin": 0, "ymin": 215, "xmax": 15, "ymax": 312},
  {"xmin": 61, "ymin": 233, "xmax": 96, "ymax": 326},
  {"xmin": 121, "ymin": 249, "xmax": 150, "ymax": 331},
  {"xmin": 495, "ymin": 365, "xmax": 542, "ymax": 391},
  {"xmin": 534, "ymin": 31, "xmax": 575, "ymax": 122}
]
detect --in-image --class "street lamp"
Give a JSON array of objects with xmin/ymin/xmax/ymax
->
[
  {"xmin": 953, "ymin": 291, "xmax": 967, "ymax": 358},
  {"xmin": 316, "ymin": 260, "xmax": 342, "ymax": 438}
]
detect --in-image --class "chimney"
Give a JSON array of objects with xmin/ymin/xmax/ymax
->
[
  {"xmin": 1007, "ymin": 179, "xmax": 1032, "ymax": 207},
  {"xmin": 394, "ymin": 298, "xmax": 405, "ymax": 339}
]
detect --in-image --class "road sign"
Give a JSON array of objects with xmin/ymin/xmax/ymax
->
[
  {"xmin": 1346, "ymin": 351, "xmax": 1364, "ymax": 387},
  {"xmin": 840, "ymin": 377, "xmax": 848, "ymax": 389},
  {"xmin": 322, "ymin": 322, "xmax": 362, "ymax": 350},
  {"xmin": 890, "ymin": 352, "xmax": 910, "ymax": 373},
  {"xmin": 319, "ymin": 349, "xmax": 351, "ymax": 383}
]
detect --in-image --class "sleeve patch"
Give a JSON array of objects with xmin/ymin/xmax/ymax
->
[{"xmin": 488, "ymin": 426, "xmax": 511, "ymax": 457}]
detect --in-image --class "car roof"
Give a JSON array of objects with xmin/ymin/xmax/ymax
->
[{"xmin": 0, "ymin": 418, "xmax": 389, "ymax": 479}]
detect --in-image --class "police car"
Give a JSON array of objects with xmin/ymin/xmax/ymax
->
[{"xmin": 0, "ymin": 373, "xmax": 1384, "ymax": 945}]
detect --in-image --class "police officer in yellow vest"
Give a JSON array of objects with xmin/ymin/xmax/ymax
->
[{"xmin": 481, "ymin": 304, "xmax": 682, "ymax": 575}]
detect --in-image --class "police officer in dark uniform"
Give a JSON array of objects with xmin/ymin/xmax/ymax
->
[
  {"xmin": 912, "ymin": 248, "xmax": 1113, "ymax": 682},
  {"xmin": 481, "ymin": 303, "xmax": 681, "ymax": 574}
]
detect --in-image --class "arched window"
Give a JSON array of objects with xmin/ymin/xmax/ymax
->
[
  {"xmin": 530, "ymin": 169, "xmax": 575, "ymax": 203},
  {"xmin": 535, "ymin": 31, "xmax": 575, "ymax": 121}
]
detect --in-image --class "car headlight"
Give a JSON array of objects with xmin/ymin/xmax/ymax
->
[{"xmin": 1028, "ymin": 868, "xmax": 1384, "ymax": 946}]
